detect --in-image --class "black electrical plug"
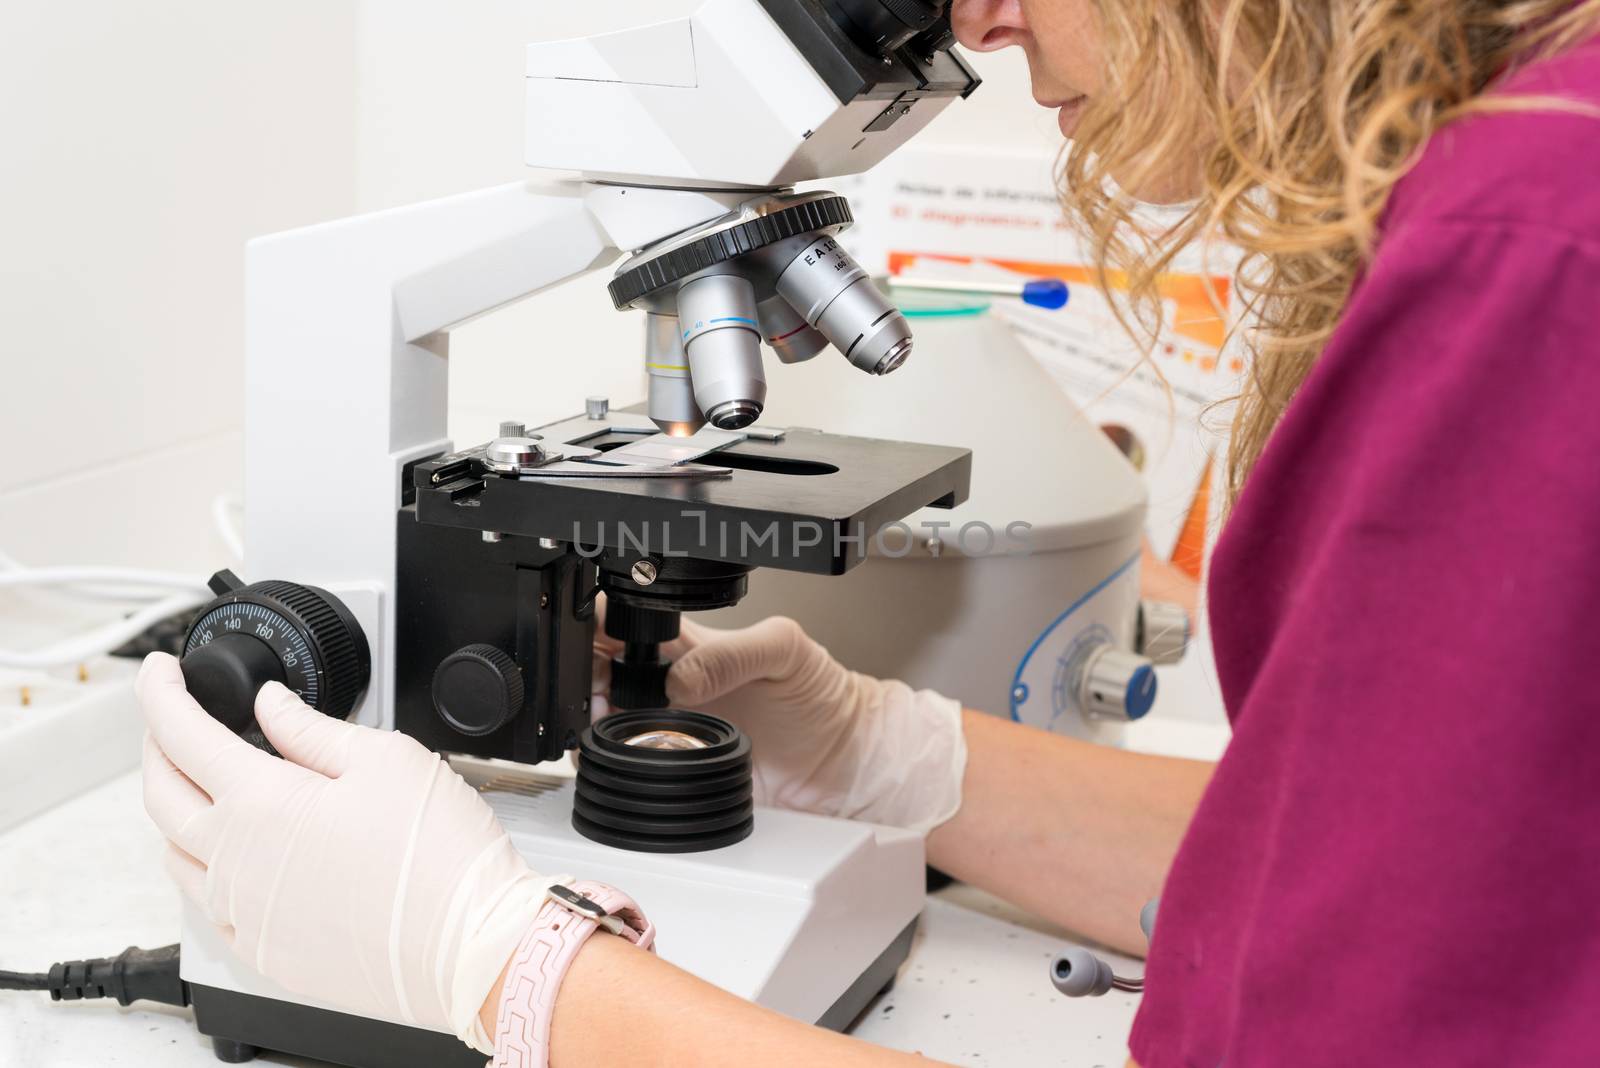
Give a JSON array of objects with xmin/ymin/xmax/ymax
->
[{"xmin": 0, "ymin": 945, "xmax": 189, "ymax": 1008}]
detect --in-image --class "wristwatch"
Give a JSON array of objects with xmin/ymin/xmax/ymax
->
[{"xmin": 491, "ymin": 881, "xmax": 656, "ymax": 1067}]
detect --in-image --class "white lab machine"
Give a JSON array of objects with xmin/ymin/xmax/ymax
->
[{"xmin": 714, "ymin": 308, "xmax": 1188, "ymax": 744}]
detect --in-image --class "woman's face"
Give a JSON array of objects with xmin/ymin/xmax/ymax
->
[
  {"xmin": 950, "ymin": 0, "xmax": 1199, "ymax": 203},
  {"xmin": 950, "ymin": 0, "xmax": 1106, "ymax": 140}
]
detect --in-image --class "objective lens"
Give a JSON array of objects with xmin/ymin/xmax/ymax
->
[
  {"xmin": 644, "ymin": 313, "xmax": 706, "ymax": 437},
  {"xmin": 757, "ymin": 295, "xmax": 828, "ymax": 365},
  {"xmin": 775, "ymin": 237, "xmax": 915, "ymax": 376},
  {"xmin": 675, "ymin": 274, "xmax": 767, "ymax": 430},
  {"xmin": 624, "ymin": 729, "xmax": 711, "ymax": 751},
  {"xmin": 877, "ymin": 335, "xmax": 913, "ymax": 374}
]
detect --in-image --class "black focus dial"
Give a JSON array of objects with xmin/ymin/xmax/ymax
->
[
  {"xmin": 180, "ymin": 570, "xmax": 371, "ymax": 750},
  {"xmin": 432, "ymin": 644, "xmax": 525, "ymax": 738}
]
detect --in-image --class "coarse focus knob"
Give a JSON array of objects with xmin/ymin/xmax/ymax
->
[
  {"xmin": 181, "ymin": 634, "xmax": 287, "ymax": 735},
  {"xmin": 432, "ymin": 644, "xmax": 525, "ymax": 737},
  {"xmin": 1137, "ymin": 600, "xmax": 1191, "ymax": 666},
  {"xmin": 180, "ymin": 570, "xmax": 371, "ymax": 751},
  {"xmin": 1080, "ymin": 646, "xmax": 1158, "ymax": 722}
]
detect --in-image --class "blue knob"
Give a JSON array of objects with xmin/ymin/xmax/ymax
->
[{"xmin": 1125, "ymin": 665, "xmax": 1157, "ymax": 721}]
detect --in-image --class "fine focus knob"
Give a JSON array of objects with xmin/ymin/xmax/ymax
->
[
  {"xmin": 432, "ymin": 644, "xmax": 525, "ymax": 737},
  {"xmin": 1137, "ymin": 600, "xmax": 1191, "ymax": 666},
  {"xmin": 1080, "ymin": 646, "xmax": 1158, "ymax": 722},
  {"xmin": 180, "ymin": 570, "xmax": 371, "ymax": 750}
]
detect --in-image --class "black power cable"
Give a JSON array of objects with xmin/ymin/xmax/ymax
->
[
  {"xmin": 0, "ymin": 945, "xmax": 189, "ymax": 1007},
  {"xmin": 0, "ymin": 969, "xmax": 51, "ymax": 992}
]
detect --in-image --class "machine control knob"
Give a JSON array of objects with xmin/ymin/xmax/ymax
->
[
  {"xmin": 1137, "ymin": 600, "xmax": 1191, "ymax": 666},
  {"xmin": 1080, "ymin": 646, "xmax": 1158, "ymax": 722},
  {"xmin": 180, "ymin": 570, "xmax": 371, "ymax": 751},
  {"xmin": 180, "ymin": 634, "xmax": 287, "ymax": 735},
  {"xmin": 432, "ymin": 644, "xmax": 525, "ymax": 737}
]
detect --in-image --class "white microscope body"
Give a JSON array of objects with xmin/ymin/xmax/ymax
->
[{"xmin": 179, "ymin": 2, "xmax": 982, "ymax": 1064}]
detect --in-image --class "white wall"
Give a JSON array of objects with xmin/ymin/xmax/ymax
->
[
  {"xmin": 0, "ymin": 2, "xmax": 361, "ymax": 573},
  {"xmin": 0, "ymin": 1, "xmax": 1039, "ymax": 573}
]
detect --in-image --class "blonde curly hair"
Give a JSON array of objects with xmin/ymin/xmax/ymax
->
[{"xmin": 1060, "ymin": 0, "xmax": 1600, "ymax": 502}]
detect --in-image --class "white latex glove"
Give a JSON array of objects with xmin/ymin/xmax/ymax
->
[
  {"xmin": 594, "ymin": 611, "xmax": 966, "ymax": 834},
  {"xmin": 137, "ymin": 652, "xmax": 552, "ymax": 1053}
]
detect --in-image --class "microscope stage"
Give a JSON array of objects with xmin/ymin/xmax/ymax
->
[{"xmin": 413, "ymin": 414, "xmax": 972, "ymax": 575}]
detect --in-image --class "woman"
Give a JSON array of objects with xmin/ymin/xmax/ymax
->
[{"xmin": 138, "ymin": 1, "xmax": 1600, "ymax": 1064}]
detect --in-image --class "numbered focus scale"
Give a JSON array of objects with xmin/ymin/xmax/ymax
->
[{"xmin": 180, "ymin": 569, "xmax": 371, "ymax": 752}]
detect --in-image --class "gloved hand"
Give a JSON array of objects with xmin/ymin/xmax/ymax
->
[
  {"xmin": 594, "ymin": 610, "xmax": 967, "ymax": 834},
  {"xmin": 137, "ymin": 652, "xmax": 552, "ymax": 1053}
]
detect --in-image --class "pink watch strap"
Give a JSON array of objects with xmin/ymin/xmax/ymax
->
[{"xmin": 490, "ymin": 881, "xmax": 655, "ymax": 1067}]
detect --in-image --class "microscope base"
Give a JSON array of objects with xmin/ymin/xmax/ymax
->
[
  {"xmin": 188, "ymin": 921, "xmax": 913, "ymax": 1067},
  {"xmin": 183, "ymin": 772, "xmax": 926, "ymax": 1065}
]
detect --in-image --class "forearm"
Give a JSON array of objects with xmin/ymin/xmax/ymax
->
[
  {"xmin": 481, "ymin": 934, "xmax": 946, "ymax": 1066},
  {"xmin": 927, "ymin": 710, "xmax": 1213, "ymax": 955}
]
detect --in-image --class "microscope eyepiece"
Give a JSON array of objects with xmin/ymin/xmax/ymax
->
[{"xmin": 824, "ymin": 0, "xmax": 947, "ymax": 55}]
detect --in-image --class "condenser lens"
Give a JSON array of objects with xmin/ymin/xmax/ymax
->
[{"xmin": 624, "ymin": 729, "xmax": 710, "ymax": 751}]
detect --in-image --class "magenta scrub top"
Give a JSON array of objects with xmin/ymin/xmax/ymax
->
[{"xmin": 1128, "ymin": 35, "xmax": 1600, "ymax": 1068}]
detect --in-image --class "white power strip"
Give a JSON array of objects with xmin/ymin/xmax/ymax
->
[{"xmin": 0, "ymin": 659, "xmax": 143, "ymax": 833}]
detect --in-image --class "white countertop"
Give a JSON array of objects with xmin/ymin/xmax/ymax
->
[{"xmin": 1, "ymin": 771, "xmax": 1141, "ymax": 1067}]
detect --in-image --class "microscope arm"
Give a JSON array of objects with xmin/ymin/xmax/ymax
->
[
  {"xmin": 244, "ymin": 180, "xmax": 744, "ymax": 730},
  {"xmin": 388, "ymin": 182, "xmax": 623, "ymax": 344}
]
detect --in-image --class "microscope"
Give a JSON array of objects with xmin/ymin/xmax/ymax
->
[{"xmin": 171, "ymin": 1, "xmax": 980, "ymax": 1064}]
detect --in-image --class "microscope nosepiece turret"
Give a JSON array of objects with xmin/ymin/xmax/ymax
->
[{"xmin": 612, "ymin": 192, "xmax": 917, "ymax": 436}]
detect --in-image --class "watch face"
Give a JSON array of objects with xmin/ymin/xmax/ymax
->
[{"xmin": 549, "ymin": 884, "xmax": 607, "ymax": 920}]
